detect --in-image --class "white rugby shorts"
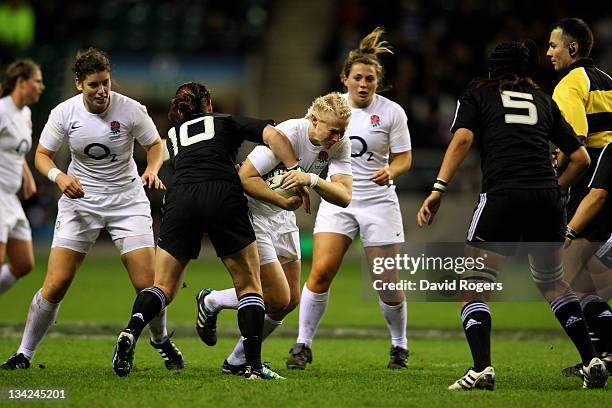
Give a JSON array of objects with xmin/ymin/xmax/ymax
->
[
  {"xmin": 0, "ymin": 191, "xmax": 32, "ymax": 242},
  {"xmin": 314, "ymin": 190, "xmax": 404, "ymax": 247},
  {"xmin": 251, "ymin": 211, "xmax": 300, "ymax": 265},
  {"xmin": 51, "ymin": 184, "xmax": 154, "ymax": 254}
]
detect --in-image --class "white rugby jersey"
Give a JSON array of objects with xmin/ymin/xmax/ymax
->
[
  {"xmin": 247, "ymin": 117, "xmax": 351, "ymax": 217},
  {"xmin": 0, "ymin": 96, "xmax": 32, "ymax": 194},
  {"xmin": 344, "ymin": 93, "xmax": 411, "ymax": 198},
  {"xmin": 39, "ymin": 91, "xmax": 159, "ymax": 193}
]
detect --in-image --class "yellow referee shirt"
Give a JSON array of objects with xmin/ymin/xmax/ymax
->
[{"xmin": 552, "ymin": 59, "xmax": 612, "ymax": 149}]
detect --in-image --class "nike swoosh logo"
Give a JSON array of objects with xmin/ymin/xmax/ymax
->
[{"xmin": 71, "ymin": 124, "xmax": 82, "ymax": 130}]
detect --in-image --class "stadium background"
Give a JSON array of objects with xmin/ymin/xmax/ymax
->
[
  {"xmin": 1, "ymin": 1, "xmax": 611, "ymax": 405},
  {"xmin": 2, "ymin": 0, "xmax": 610, "ymax": 246}
]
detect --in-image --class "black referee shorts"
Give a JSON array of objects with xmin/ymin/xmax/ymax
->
[
  {"xmin": 157, "ymin": 180, "xmax": 256, "ymax": 259},
  {"xmin": 567, "ymin": 147, "xmax": 606, "ymax": 241},
  {"xmin": 466, "ymin": 188, "xmax": 565, "ymax": 256}
]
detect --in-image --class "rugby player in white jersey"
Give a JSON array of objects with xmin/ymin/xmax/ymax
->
[
  {"xmin": 196, "ymin": 92, "xmax": 352, "ymax": 375},
  {"xmin": 1, "ymin": 48, "xmax": 183, "ymax": 371},
  {"xmin": 286, "ymin": 27, "xmax": 413, "ymax": 370},
  {"xmin": 0, "ymin": 60, "xmax": 44, "ymax": 296}
]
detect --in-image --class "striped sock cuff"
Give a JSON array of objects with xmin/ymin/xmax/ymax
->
[
  {"xmin": 461, "ymin": 267, "xmax": 498, "ymax": 283},
  {"xmin": 550, "ymin": 292, "xmax": 579, "ymax": 314},
  {"xmin": 529, "ymin": 263, "xmax": 564, "ymax": 283},
  {"xmin": 141, "ymin": 287, "xmax": 167, "ymax": 310},
  {"xmin": 238, "ymin": 293, "xmax": 265, "ymax": 310},
  {"xmin": 580, "ymin": 293, "xmax": 604, "ymax": 309},
  {"xmin": 461, "ymin": 301, "xmax": 490, "ymax": 323}
]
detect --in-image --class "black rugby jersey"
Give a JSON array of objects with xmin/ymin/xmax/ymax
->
[
  {"xmin": 451, "ymin": 84, "xmax": 582, "ymax": 193},
  {"xmin": 166, "ymin": 113, "xmax": 272, "ymax": 185}
]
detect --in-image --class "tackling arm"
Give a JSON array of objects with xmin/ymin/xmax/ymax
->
[{"xmin": 262, "ymin": 125, "xmax": 299, "ymax": 170}]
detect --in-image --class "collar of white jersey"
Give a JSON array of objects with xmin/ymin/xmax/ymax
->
[
  {"xmin": 0, "ymin": 95, "xmax": 21, "ymax": 113},
  {"xmin": 342, "ymin": 92, "xmax": 378, "ymax": 111}
]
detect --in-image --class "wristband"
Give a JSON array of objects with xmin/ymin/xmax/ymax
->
[
  {"xmin": 287, "ymin": 162, "xmax": 300, "ymax": 171},
  {"xmin": 309, "ymin": 173, "xmax": 319, "ymax": 188},
  {"xmin": 432, "ymin": 178, "xmax": 448, "ymax": 193},
  {"xmin": 47, "ymin": 168, "xmax": 61, "ymax": 183},
  {"xmin": 565, "ymin": 226, "xmax": 578, "ymax": 240}
]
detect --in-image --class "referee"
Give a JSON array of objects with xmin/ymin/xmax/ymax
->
[{"xmin": 547, "ymin": 18, "xmax": 612, "ymax": 373}]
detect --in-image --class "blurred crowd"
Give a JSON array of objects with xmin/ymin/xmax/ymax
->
[
  {"xmin": 320, "ymin": 0, "xmax": 612, "ymax": 148},
  {"xmin": 1, "ymin": 0, "xmax": 611, "ymax": 239}
]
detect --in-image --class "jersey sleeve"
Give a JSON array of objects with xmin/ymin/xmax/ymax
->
[
  {"xmin": 550, "ymin": 99, "xmax": 583, "ymax": 156},
  {"xmin": 233, "ymin": 116, "xmax": 274, "ymax": 144},
  {"xmin": 39, "ymin": 105, "xmax": 67, "ymax": 152},
  {"xmin": 131, "ymin": 102, "xmax": 159, "ymax": 146},
  {"xmin": 388, "ymin": 104, "xmax": 412, "ymax": 153},
  {"xmin": 246, "ymin": 145, "xmax": 280, "ymax": 176},
  {"xmin": 0, "ymin": 108, "xmax": 5, "ymax": 132},
  {"xmin": 328, "ymin": 138, "xmax": 352, "ymax": 177},
  {"xmin": 588, "ymin": 143, "xmax": 611, "ymax": 191},
  {"xmin": 552, "ymin": 69, "xmax": 589, "ymax": 137},
  {"xmin": 450, "ymin": 89, "xmax": 479, "ymax": 134}
]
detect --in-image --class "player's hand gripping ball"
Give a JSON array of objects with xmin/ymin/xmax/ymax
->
[{"xmin": 265, "ymin": 167, "xmax": 298, "ymax": 198}]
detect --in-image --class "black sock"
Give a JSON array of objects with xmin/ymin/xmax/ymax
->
[
  {"xmin": 126, "ymin": 287, "xmax": 167, "ymax": 341},
  {"xmin": 237, "ymin": 293, "xmax": 265, "ymax": 370},
  {"xmin": 581, "ymin": 294, "xmax": 612, "ymax": 354},
  {"xmin": 461, "ymin": 301, "xmax": 491, "ymax": 371},
  {"xmin": 551, "ymin": 292, "xmax": 596, "ymax": 365}
]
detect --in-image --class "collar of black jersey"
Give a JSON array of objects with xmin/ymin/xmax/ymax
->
[{"xmin": 558, "ymin": 58, "xmax": 595, "ymax": 79}]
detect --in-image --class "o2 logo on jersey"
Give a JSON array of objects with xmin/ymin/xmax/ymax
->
[
  {"xmin": 110, "ymin": 121, "xmax": 121, "ymax": 134},
  {"xmin": 370, "ymin": 115, "xmax": 381, "ymax": 128},
  {"xmin": 84, "ymin": 143, "xmax": 117, "ymax": 162},
  {"xmin": 15, "ymin": 139, "xmax": 30, "ymax": 155},
  {"xmin": 349, "ymin": 136, "xmax": 374, "ymax": 161}
]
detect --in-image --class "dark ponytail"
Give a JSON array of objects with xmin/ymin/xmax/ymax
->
[{"xmin": 168, "ymin": 82, "xmax": 211, "ymax": 122}]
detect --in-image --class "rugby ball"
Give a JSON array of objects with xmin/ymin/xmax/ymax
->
[{"xmin": 264, "ymin": 167, "xmax": 298, "ymax": 198}]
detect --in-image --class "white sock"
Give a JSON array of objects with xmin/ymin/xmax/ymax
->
[
  {"xmin": 17, "ymin": 289, "xmax": 61, "ymax": 360},
  {"xmin": 0, "ymin": 263, "xmax": 18, "ymax": 294},
  {"xmin": 206, "ymin": 288, "xmax": 238, "ymax": 311},
  {"xmin": 148, "ymin": 307, "xmax": 169, "ymax": 344},
  {"xmin": 296, "ymin": 284, "xmax": 329, "ymax": 348},
  {"xmin": 378, "ymin": 298, "xmax": 408, "ymax": 350},
  {"xmin": 227, "ymin": 315, "xmax": 283, "ymax": 366}
]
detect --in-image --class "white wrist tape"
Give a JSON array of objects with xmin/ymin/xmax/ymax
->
[
  {"xmin": 47, "ymin": 168, "xmax": 61, "ymax": 183},
  {"xmin": 309, "ymin": 173, "xmax": 319, "ymax": 188}
]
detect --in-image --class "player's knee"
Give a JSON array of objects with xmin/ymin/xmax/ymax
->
[
  {"xmin": 11, "ymin": 258, "xmax": 34, "ymax": 278},
  {"xmin": 285, "ymin": 293, "xmax": 301, "ymax": 314},
  {"xmin": 264, "ymin": 291, "xmax": 290, "ymax": 315},
  {"xmin": 42, "ymin": 282, "xmax": 68, "ymax": 303},
  {"xmin": 308, "ymin": 267, "xmax": 336, "ymax": 292}
]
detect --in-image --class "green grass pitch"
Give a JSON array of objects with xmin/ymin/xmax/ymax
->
[{"xmin": 0, "ymin": 250, "xmax": 609, "ymax": 406}]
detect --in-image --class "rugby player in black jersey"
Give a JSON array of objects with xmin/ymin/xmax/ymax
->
[
  {"xmin": 417, "ymin": 41, "xmax": 607, "ymax": 390},
  {"xmin": 112, "ymin": 82, "xmax": 299, "ymax": 380}
]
